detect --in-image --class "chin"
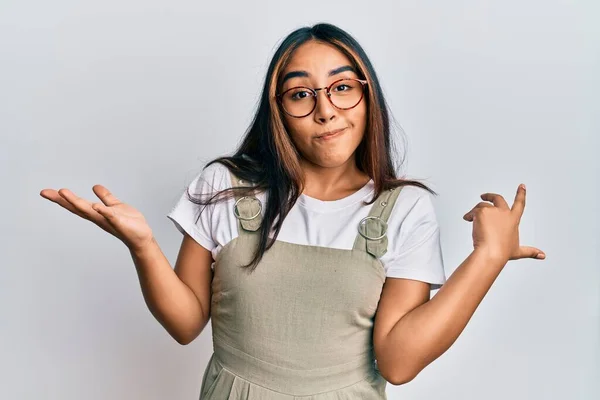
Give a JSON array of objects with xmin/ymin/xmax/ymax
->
[{"xmin": 311, "ymin": 154, "xmax": 354, "ymax": 169}]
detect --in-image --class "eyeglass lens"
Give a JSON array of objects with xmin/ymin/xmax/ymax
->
[{"xmin": 280, "ymin": 79, "xmax": 364, "ymax": 117}]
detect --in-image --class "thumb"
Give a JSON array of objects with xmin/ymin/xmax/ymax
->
[{"xmin": 517, "ymin": 246, "xmax": 546, "ymax": 260}]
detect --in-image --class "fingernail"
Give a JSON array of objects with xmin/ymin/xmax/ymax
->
[
  {"xmin": 536, "ymin": 253, "xmax": 545, "ymax": 259},
  {"xmin": 520, "ymin": 184, "xmax": 526, "ymax": 191}
]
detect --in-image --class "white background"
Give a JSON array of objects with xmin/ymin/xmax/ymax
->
[{"xmin": 1, "ymin": 0, "xmax": 598, "ymax": 399}]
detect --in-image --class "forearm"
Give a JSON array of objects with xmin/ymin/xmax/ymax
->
[
  {"xmin": 129, "ymin": 237, "xmax": 208, "ymax": 345},
  {"xmin": 382, "ymin": 249, "xmax": 507, "ymax": 383}
]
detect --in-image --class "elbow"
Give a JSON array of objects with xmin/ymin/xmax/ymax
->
[
  {"xmin": 172, "ymin": 316, "xmax": 209, "ymax": 345},
  {"xmin": 390, "ymin": 372, "xmax": 417, "ymax": 386},
  {"xmin": 380, "ymin": 366, "xmax": 419, "ymax": 386},
  {"xmin": 172, "ymin": 328, "xmax": 200, "ymax": 346},
  {"xmin": 175, "ymin": 336, "xmax": 193, "ymax": 346}
]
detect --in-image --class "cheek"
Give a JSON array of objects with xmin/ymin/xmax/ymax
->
[
  {"xmin": 284, "ymin": 119, "xmax": 313, "ymax": 144},
  {"xmin": 348, "ymin": 106, "xmax": 367, "ymax": 137}
]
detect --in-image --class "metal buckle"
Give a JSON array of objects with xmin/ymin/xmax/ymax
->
[
  {"xmin": 233, "ymin": 196, "xmax": 262, "ymax": 221},
  {"xmin": 357, "ymin": 216, "xmax": 387, "ymax": 241}
]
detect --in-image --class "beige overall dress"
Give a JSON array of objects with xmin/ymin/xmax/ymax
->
[{"xmin": 198, "ymin": 169, "xmax": 404, "ymax": 399}]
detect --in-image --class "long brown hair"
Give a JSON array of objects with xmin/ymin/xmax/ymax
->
[{"xmin": 187, "ymin": 23, "xmax": 437, "ymax": 271}]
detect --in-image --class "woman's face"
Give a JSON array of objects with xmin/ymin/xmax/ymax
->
[{"xmin": 278, "ymin": 41, "xmax": 367, "ymax": 169}]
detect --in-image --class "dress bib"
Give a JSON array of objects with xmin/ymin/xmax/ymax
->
[{"xmin": 199, "ymin": 170, "xmax": 404, "ymax": 399}]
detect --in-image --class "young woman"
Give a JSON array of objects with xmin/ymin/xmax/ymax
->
[{"xmin": 41, "ymin": 23, "xmax": 545, "ymax": 399}]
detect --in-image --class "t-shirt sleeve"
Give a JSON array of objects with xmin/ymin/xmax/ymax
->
[
  {"xmin": 166, "ymin": 163, "xmax": 226, "ymax": 252},
  {"xmin": 385, "ymin": 189, "xmax": 447, "ymax": 290}
]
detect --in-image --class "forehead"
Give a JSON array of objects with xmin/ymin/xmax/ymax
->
[{"xmin": 283, "ymin": 41, "xmax": 353, "ymax": 75}]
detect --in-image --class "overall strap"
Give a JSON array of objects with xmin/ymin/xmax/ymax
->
[
  {"xmin": 352, "ymin": 185, "xmax": 404, "ymax": 258},
  {"xmin": 228, "ymin": 168, "xmax": 263, "ymax": 234}
]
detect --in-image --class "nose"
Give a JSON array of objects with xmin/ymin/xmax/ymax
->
[{"xmin": 313, "ymin": 88, "xmax": 336, "ymax": 123}]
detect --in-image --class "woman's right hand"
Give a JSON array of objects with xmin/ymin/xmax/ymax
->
[{"xmin": 40, "ymin": 184, "xmax": 154, "ymax": 253}]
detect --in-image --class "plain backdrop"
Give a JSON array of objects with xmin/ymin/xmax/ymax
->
[{"xmin": 1, "ymin": 1, "xmax": 598, "ymax": 399}]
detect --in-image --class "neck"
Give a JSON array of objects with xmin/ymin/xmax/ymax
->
[{"xmin": 299, "ymin": 156, "xmax": 371, "ymax": 201}]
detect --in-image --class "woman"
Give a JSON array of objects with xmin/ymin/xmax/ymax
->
[{"xmin": 40, "ymin": 23, "xmax": 546, "ymax": 399}]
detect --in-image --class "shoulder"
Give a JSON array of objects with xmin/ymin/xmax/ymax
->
[
  {"xmin": 190, "ymin": 161, "xmax": 232, "ymax": 193},
  {"xmin": 388, "ymin": 184, "xmax": 440, "ymax": 242},
  {"xmin": 381, "ymin": 184, "xmax": 446, "ymax": 286},
  {"xmin": 395, "ymin": 184, "xmax": 438, "ymax": 218}
]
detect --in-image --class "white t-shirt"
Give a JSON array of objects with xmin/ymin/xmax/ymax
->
[{"xmin": 167, "ymin": 162, "xmax": 447, "ymax": 290}]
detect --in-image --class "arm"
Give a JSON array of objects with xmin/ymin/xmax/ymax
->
[
  {"xmin": 39, "ymin": 184, "xmax": 213, "ymax": 345},
  {"xmin": 130, "ymin": 233, "xmax": 214, "ymax": 345},
  {"xmin": 374, "ymin": 249, "xmax": 506, "ymax": 385},
  {"xmin": 374, "ymin": 184, "xmax": 545, "ymax": 384}
]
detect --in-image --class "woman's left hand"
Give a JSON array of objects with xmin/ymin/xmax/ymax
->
[{"xmin": 463, "ymin": 184, "xmax": 546, "ymax": 264}]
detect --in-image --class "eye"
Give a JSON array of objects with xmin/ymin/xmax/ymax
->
[
  {"xmin": 288, "ymin": 89, "xmax": 313, "ymax": 101},
  {"xmin": 332, "ymin": 80, "xmax": 358, "ymax": 93}
]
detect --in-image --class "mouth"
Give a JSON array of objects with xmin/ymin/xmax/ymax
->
[{"xmin": 315, "ymin": 127, "xmax": 347, "ymax": 140}]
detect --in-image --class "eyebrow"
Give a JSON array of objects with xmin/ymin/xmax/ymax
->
[{"xmin": 281, "ymin": 65, "xmax": 356, "ymax": 85}]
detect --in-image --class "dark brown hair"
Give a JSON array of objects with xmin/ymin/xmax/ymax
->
[{"xmin": 187, "ymin": 23, "xmax": 437, "ymax": 271}]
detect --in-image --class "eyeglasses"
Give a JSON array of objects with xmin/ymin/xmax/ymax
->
[{"xmin": 276, "ymin": 78, "xmax": 368, "ymax": 118}]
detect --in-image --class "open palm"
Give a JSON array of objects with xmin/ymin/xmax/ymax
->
[{"xmin": 40, "ymin": 184, "xmax": 154, "ymax": 252}]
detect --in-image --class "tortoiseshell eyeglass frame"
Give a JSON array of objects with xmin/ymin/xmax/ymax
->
[{"xmin": 276, "ymin": 78, "xmax": 369, "ymax": 118}]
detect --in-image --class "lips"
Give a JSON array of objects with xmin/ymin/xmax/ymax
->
[{"xmin": 316, "ymin": 127, "xmax": 347, "ymax": 139}]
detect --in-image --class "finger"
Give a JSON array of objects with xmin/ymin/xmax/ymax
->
[
  {"xmin": 58, "ymin": 189, "xmax": 96, "ymax": 217},
  {"xmin": 516, "ymin": 245, "xmax": 545, "ymax": 260},
  {"xmin": 480, "ymin": 192, "xmax": 509, "ymax": 209},
  {"xmin": 511, "ymin": 184, "xmax": 526, "ymax": 219},
  {"xmin": 43, "ymin": 189, "xmax": 117, "ymax": 236},
  {"xmin": 41, "ymin": 189, "xmax": 88, "ymax": 219},
  {"xmin": 58, "ymin": 189, "xmax": 115, "ymax": 230},
  {"xmin": 92, "ymin": 203, "xmax": 117, "ymax": 221},
  {"xmin": 463, "ymin": 203, "xmax": 494, "ymax": 221},
  {"xmin": 92, "ymin": 185, "xmax": 122, "ymax": 207}
]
